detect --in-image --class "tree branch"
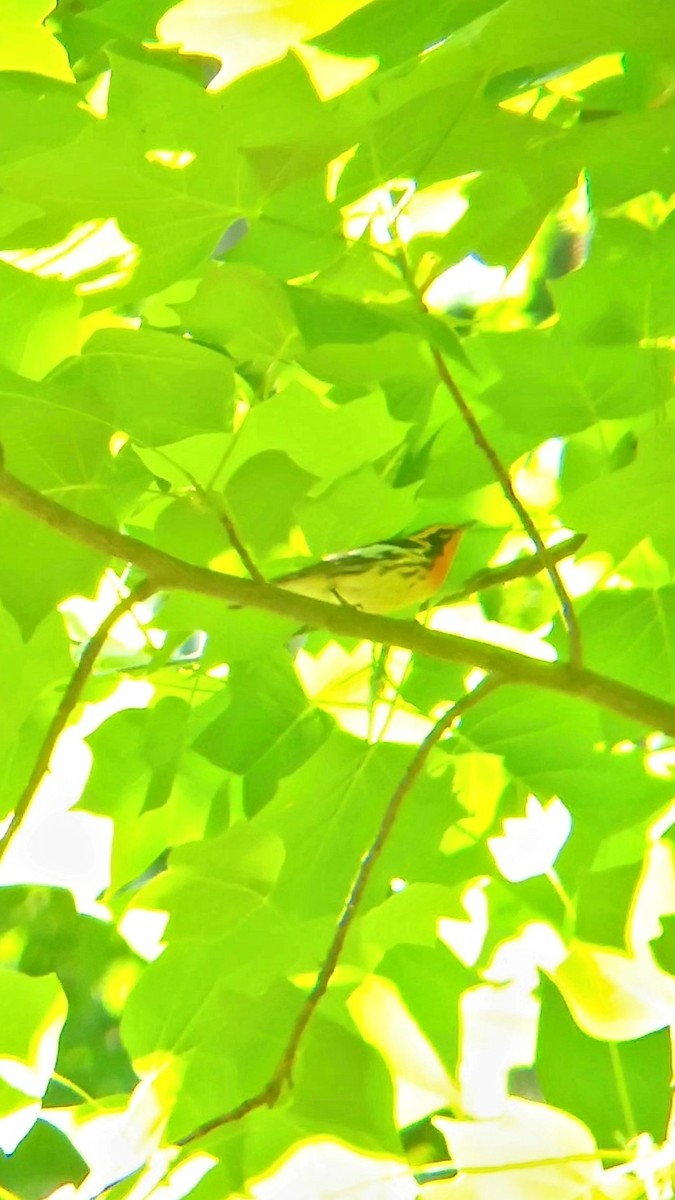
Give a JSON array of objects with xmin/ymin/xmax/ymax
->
[
  {"xmin": 176, "ymin": 677, "xmax": 502, "ymax": 1146},
  {"xmin": 439, "ymin": 533, "xmax": 587, "ymax": 606},
  {"xmin": 0, "ymin": 464, "xmax": 673, "ymax": 735},
  {"xmin": 395, "ymin": 250, "xmax": 582, "ymax": 667},
  {"xmin": 0, "ymin": 577, "xmax": 154, "ymax": 864},
  {"xmin": 430, "ymin": 342, "xmax": 582, "ymax": 665}
]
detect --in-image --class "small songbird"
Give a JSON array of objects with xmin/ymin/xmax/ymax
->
[{"xmin": 273, "ymin": 523, "xmax": 470, "ymax": 614}]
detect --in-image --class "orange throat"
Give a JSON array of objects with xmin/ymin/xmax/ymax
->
[{"xmin": 428, "ymin": 531, "xmax": 463, "ymax": 591}]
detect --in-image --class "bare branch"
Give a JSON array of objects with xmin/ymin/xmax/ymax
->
[{"xmin": 176, "ymin": 677, "xmax": 502, "ymax": 1145}]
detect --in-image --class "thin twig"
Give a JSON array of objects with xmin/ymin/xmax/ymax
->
[
  {"xmin": 0, "ymin": 464, "xmax": 673, "ymax": 735},
  {"xmin": 396, "ymin": 251, "xmax": 583, "ymax": 667},
  {"xmin": 439, "ymin": 533, "xmax": 587, "ymax": 606},
  {"xmin": 143, "ymin": 444, "xmax": 264, "ymax": 583},
  {"xmin": 214, "ymin": 506, "xmax": 264, "ymax": 582},
  {"xmin": 0, "ymin": 578, "xmax": 155, "ymax": 864},
  {"xmin": 177, "ymin": 676, "xmax": 502, "ymax": 1146},
  {"xmin": 432, "ymin": 344, "xmax": 582, "ymax": 664}
]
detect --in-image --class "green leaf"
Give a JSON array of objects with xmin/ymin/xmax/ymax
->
[
  {"xmin": 0, "ymin": 506, "xmax": 104, "ymax": 636},
  {"xmin": 71, "ymin": 0, "xmax": 178, "ymax": 46},
  {"xmin": 420, "ymin": 402, "xmax": 530, "ymax": 498},
  {"xmin": 123, "ymin": 968, "xmax": 303, "ymax": 1138},
  {"xmin": 478, "ymin": 0, "xmax": 675, "ymax": 71},
  {"xmin": 222, "ymin": 383, "xmax": 409, "ymax": 486},
  {"xmin": 303, "ymin": 332, "xmax": 431, "ymax": 390},
  {"xmin": 0, "ymin": 365, "xmax": 108, "ymax": 491},
  {"xmin": 149, "ymin": 496, "xmax": 228, "ymax": 566},
  {"xmin": 553, "ymin": 213, "xmax": 675, "ymax": 343},
  {"xmin": 230, "ymin": 173, "xmax": 342, "ymax": 280},
  {"xmin": 537, "ymin": 974, "xmax": 671, "ymax": 1146},
  {"xmin": 577, "ymin": 587, "xmax": 675, "ymax": 703},
  {"xmin": 0, "ymin": 72, "xmax": 82, "ymax": 168},
  {"xmin": 575, "ymin": 860, "xmax": 644, "ymax": 949},
  {"xmin": 175, "ymin": 262, "xmax": 300, "ymax": 366},
  {"xmin": 379, "ymin": 942, "xmax": 473, "ymax": 1078},
  {"xmin": 194, "ymin": 651, "xmax": 333, "ymax": 814},
  {"xmin": 296, "ymin": 466, "xmax": 419, "ymax": 558},
  {"xmin": 311, "ymin": 0, "xmax": 505, "ymax": 67},
  {"xmin": 52, "ymin": 327, "xmax": 235, "ymax": 444},
  {"xmin": 141, "ymin": 696, "xmax": 191, "ymax": 813},
  {"xmin": 0, "ymin": 609, "xmax": 71, "ymax": 814},
  {"xmin": 469, "ymin": 326, "xmax": 672, "ymax": 440},
  {"xmin": 0, "ymin": 261, "xmax": 81, "ymax": 379},
  {"xmin": 460, "ymin": 685, "xmax": 672, "ymax": 829},
  {"xmin": 559, "ymin": 422, "xmax": 675, "ymax": 565},
  {"xmin": 360, "ymin": 883, "xmax": 468, "ymax": 956},
  {"xmin": 287, "ymin": 286, "xmax": 407, "ymax": 348},
  {"xmin": 289, "ymin": 1015, "xmax": 399, "ymax": 1151},
  {"xmin": 223, "ymin": 450, "xmax": 318, "ymax": 557},
  {"xmin": 80, "ymin": 706, "xmax": 223, "ymax": 889},
  {"xmin": 0, "ymin": 968, "xmax": 67, "ymax": 1144},
  {"xmin": 0, "ymin": 1120, "xmax": 87, "ymax": 1200},
  {"xmin": 0, "ymin": 886, "xmax": 138, "ymax": 1100},
  {"xmin": 0, "ymin": 0, "xmax": 72, "ymax": 79},
  {"xmin": 0, "ymin": 58, "xmax": 253, "ymax": 304}
]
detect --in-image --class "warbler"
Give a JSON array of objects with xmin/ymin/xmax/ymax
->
[{"xmin": 273, "ymin": 523, "xmax": 470, "ymax": 614}]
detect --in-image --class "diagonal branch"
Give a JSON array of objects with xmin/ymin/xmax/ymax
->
[
  {"xmin": 0, "ymin": 463, "xmax": 673, "ymax": 735},
  {"xmin": 438, "ymin": 532, "xmax": 587, "ymax": 606},
  {"xmin": 395, "ymin": 250, "xmax": 582, "ymax": 667},
  {"xmin": 176, "ymin": 676, "xmax": 502, "ymax": 1146},
  {"xmin": 430, "ymin": 342, "xmax": 583, "ymax": 666},
  {"xmin": 0, "ymin": 577, "xmax": 155, "ymax": 864}
]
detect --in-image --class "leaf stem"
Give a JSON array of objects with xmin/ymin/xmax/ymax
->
[
  {"xmin": 608, "ymin": 1041, "xmax": 639, "ymax": 1142},
  {"xmin": 415, "ymin": 1147, "xmax": 632, "ymax": 1183}
]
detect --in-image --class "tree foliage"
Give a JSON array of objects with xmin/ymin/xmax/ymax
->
[{"xmin": 0, "ymin": 3, "xmax": 675, "ymax": 1200}]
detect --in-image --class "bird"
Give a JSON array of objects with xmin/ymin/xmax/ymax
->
[{"xmin": 272, "ymin": 523, "xmax": 470, "ymax": 614}]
